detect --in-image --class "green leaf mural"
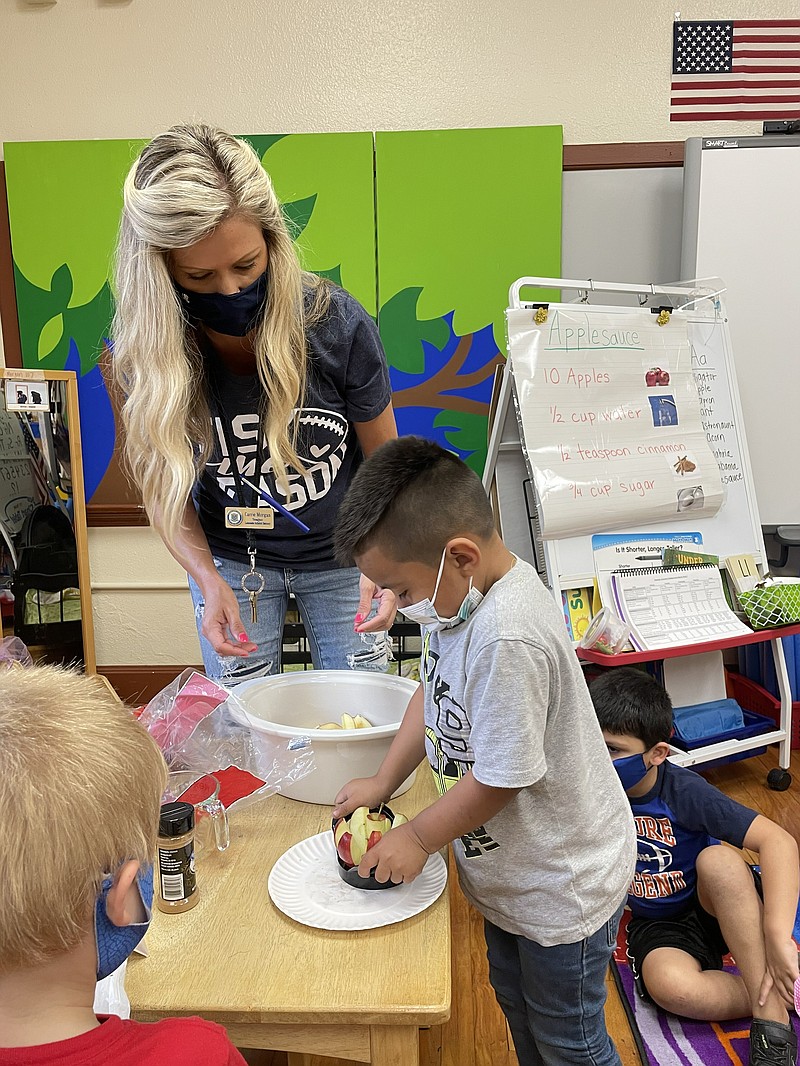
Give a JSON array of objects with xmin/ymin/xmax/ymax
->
[
  {"xmin": 282, "ymin": 193, "xmax": 318, "ymax": 240},
  {"xmin": 379, "ymin": 287, "xmax": 450, "ymax": 374},
  {"xmin": 5, "ymin": 138, "xmax": 146, "ymax": 307},
  {"xmin": 376, "ymin": 126, "xmax": 562, "ymax": 473},
  {"xmin": 376, "ymin": 126, "xmax": 562, "ymax": 352},
  {"xmin": 3, "ymin": 131, "xmax": 378, "ymax": 503},
  {"xmin": 262, "ymin": 133, "xmax": 376, "ymax": 315},
  {"xmin": 435, "ymin": 409, "xmax": 495, "ymax": 469},
  {"xmin": 37, "ymin": 314, "xmax": 64, "ymax": 362}
]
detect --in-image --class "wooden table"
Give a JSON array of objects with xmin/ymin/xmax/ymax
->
[{"xmin": 127, "ymin": 767, "xmax": 451, "ymax": 1065}]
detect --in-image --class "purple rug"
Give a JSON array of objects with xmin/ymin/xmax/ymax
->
[{"xmin": 612, "ymin": 910, "xmax": 800, "ymax": 1066}]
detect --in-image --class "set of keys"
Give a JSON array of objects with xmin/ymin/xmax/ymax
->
[{"xmin": 241, "ymin": 549, "xmax": 265, "ymax": 624}]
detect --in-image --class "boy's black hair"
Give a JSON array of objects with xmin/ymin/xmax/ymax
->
[
  {"xmin": 334, "ymin": 436, "xmax": 495, "ymax": 568},
  {"xmin": 589, "ymin": 667, "xmax": 673, "ymax": 749}
]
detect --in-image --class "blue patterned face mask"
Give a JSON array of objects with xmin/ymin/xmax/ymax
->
[
  {"xmin": 612, "ymin": 752, "xmax": 650, "ymax": 792},
  {"xmin": 94, "ymin": 866, "xmax": 153, "ymax": 980},
  {"xmin": 175, "ymin": 270, "xmax": 268, "ymax": 336}
]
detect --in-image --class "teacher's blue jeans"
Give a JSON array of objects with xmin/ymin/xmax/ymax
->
[
  {"xmin": 484, "ymin": 903, "xmax": 624, "ymax": 1066},
  {"xmin": 188, "ymin": 557, "xmax": 390, "ymax": 683}
]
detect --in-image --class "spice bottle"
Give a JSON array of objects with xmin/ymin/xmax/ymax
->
[{"xmin": 156, "ymin": 801, "xmax": 199, "ymax": 913}]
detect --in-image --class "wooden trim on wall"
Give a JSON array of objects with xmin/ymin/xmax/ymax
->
[
  {"xmin": 0, "ymin": 162, "xmax": 23, "ymax": 369},
  {"xmin": 87, "ymin": 503, "xmax": 150, "ymax": 527},
  {"xmin": 563, "ymin": 141, "xmax": 685, "ymax": 170},
  {"xmin": 98, "ymin": 665, "xmax": 204, "ymax": 705}
]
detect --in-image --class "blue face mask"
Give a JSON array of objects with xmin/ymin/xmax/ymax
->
[
  {"xmin": 94, "ymin": 866, "xmax": 153, "ymax": 980},
  {"xmin": 612, "ymin": 752, "xmax": 651, "ymax": 792},
  {"xmin": 175, "ymin": 270, "xmax": 268, "ymax": 336}
]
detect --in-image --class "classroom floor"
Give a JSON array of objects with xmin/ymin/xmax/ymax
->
[{"xmin": 239, "ymin": 745, "xmax": 800, "ymax": 1066}]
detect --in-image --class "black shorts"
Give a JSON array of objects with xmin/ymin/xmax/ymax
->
[
  {"xmin": 626, "ymin": 899, "xmax": 727, "ymax": 1000},
  {"xmin": 626, "ymin": 868, "xmax": 763, "ymax": 1002}
]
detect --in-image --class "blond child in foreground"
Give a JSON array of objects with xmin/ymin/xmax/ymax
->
[{"xmin": 0, "ymin": 665, "xmax": 245, "ymax": 1065}]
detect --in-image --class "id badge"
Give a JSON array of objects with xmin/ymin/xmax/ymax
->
[{"xmin": 225, "ymin": 506, "xmax": 274, "ymax": 530}]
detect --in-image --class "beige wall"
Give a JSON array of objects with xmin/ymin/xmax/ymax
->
[{"xmin": 2, "ymin": 0, "xmax": 796, "ymax": 665}]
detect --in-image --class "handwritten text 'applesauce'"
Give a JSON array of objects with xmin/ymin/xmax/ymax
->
[{"xmin": 546, "ymin": 311, "xmax": 644, "ymax": 352}]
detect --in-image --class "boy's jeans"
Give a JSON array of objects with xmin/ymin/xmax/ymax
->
[
  {"xmin": 484, "ymin": 903, "xmax": 624, "ymax": 1066},
  {"xmin": 189, "ymin": 559, "xmax": 390, "ymax": 682}
]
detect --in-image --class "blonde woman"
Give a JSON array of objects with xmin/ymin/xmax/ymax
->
[{"xmin": 112, "ymin": 124, "xmax": 397, "ymax": 682}]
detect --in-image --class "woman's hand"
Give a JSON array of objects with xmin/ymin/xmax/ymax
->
[
  {"xmin": 354, "ymin": 573, "xmax": 397, "ymax": 633},
  {"xmin": 200, "ymin": 577, "xmax": 258, "ymax": 657}
]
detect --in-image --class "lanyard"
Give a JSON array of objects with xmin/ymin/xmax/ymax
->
[{"xmin": 208, "ymin": 383, "xmax": 266, "ymax": 620}]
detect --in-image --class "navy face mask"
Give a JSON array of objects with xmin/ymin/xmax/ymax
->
[
  {"xmin": 175, "ymin": 270, "xmax": 268, "ymax": 337},
  {"xmin": 612, "ymin": 752, "xmax": 651, "ymax": 792},
  {"xmin": 94, "ymin": 865, "xmax": 153, "ymax": 980}
]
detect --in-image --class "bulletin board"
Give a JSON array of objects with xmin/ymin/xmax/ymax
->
[{"xmin": 486, "ymin": 278, "xmax": 765, "ymax": 601}]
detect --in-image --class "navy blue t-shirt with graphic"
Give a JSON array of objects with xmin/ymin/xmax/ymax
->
[
  {"xmin": 194, "ymin": 287, "xmax": 392, "ymax": 569},
  {"xmin": 628, "ymin": 761, "xmax": 757, "ymax": 919}
]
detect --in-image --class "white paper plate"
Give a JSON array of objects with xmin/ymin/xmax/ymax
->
[{"xmin": 268, "ymin": 832, "xmax": 448, "ymax": 930}]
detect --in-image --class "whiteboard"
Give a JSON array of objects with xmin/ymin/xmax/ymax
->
[
  {"xmin": 681, "ymin": 136, "xmax": 800, "ymax": 525},
  {"xmin": 490, "ymin": 290, "xmax": 765, "ymax": 598}
]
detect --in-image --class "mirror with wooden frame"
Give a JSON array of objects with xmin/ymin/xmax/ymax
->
[{"xmin": 0, "ymin": 369, "xmax": 95, "ymax": 672}]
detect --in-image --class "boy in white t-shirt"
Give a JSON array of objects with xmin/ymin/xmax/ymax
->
[{"xmin": 333, "ymin": 436, "xmax": 636, "ymax": 1066}]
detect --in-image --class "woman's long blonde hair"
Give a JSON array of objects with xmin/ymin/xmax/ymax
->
[{"xmin": 111, "ymin": 123, "xmax": 329, "ymax": 548}]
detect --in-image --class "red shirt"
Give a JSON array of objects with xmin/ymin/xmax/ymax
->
[{"xmin": 0, "ymin": 1015, "xmax": 248, "ymax": 1065}]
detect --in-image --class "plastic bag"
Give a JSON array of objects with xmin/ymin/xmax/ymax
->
[
  {"xmin": 138, "ymin": 670, "xmax": 314, "ymax": 810},
  {"xmin": 0, "ymin": 636, "xmax": 32, "ymax": 669},
  {"xmin": 93, "ymin": 961, "xmax": 130, "ymax": 1019}
]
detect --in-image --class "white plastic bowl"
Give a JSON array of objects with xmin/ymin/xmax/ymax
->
[{"xmin": 233, "ymin": 670, "xmax": 419, "ymax": 805}]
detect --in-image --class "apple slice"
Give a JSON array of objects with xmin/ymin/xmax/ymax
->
[
  {"xmin": 353, "ymin": 715, "xmax": 372, "ymax": 729},
  {"xmin": 317, "ymin": 722, "xmax": 342, "ymax": 730},
  {"xmin": 366, "ymin": 812, "xmax": 393, "ymax": 837},
  {"xmin": 334, "ymin": 819, "xmax": 355, "ymax": 865},
  {"xmin": 392, "ymin": 813, "xmax": 409, "ymax": 828},
  {"xmin": 348, "ymin": 806, "xmax": 370, "ymax": 865},
  {"xmin": 340, "ymin": 713, "xmax": 356, "ymax": 730}
]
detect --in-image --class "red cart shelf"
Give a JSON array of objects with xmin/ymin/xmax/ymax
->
[{"xmin": 576, "ymin": 622, "xmax": 800, "ymax": 666}]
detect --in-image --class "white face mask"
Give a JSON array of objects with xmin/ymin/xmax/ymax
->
[{"xmin": 400, "ymin": 547, "xmax": 484, "ymax": 631}]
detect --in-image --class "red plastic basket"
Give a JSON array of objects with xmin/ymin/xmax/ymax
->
[{"xmin": 725, "ymin": 670, "xmax": 800, "ymax": 750}]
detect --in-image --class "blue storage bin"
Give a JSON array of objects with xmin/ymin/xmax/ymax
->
[
  {"xmin": 739, "ymin": 635, "xmax": 800, "ymax": 701},
  {"xmin": 670, "ymin": 708, "xmax": 775, "ymax": 769}
]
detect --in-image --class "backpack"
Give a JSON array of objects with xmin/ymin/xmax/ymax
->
[{"xmin": 11, "ymin": 504, "xmax": 82, "ymax": 657}]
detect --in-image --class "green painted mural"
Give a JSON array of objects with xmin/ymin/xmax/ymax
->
[
  {"xmin": 2, "ymin": 126, "xmax": 561, "ymax": 507},
  {"xmin": 3, "ymin": 133, "xmax": 376, "ymax": 506},
  {"xmin": 376, "ymin": 126, "xmax": 563, "ymax": 474}
]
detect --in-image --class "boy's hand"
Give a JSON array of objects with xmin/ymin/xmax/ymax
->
[
  {"xmin": 760, "ymin": 932, "xmax": 800, "ymax": 1008},
  {"xmin": 332, "ymin": 776, "xmax": 387, "ymax": 820},
  {"xmin": 357, "ymin": 821, "xmax": 430, "ymax": 884}
]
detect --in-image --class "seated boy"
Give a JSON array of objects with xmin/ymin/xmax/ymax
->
[
  {"xmin": 332, "ymin": 436, "xmax": 637, "ymax": 1066},
  {"xmin": 0, "ymin": 664, "xmax": 246, "ymax": 1065},
  {"xmin": 590, "ymin": 667, "xmax": 799, "ymax": 1066}
]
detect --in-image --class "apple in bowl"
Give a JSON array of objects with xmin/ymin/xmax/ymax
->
[{"xmin": 332, "ymin": 805, "xmax": 408, "ymax": 890}]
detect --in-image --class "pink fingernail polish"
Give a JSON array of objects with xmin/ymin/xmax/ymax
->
[
  {"xmin": 354, "ymin": 613, "xmax": 365, "ymax": 624},
  {"xmin": 238, "ymin": 633, "xmax": 249, "ymax": 642}
]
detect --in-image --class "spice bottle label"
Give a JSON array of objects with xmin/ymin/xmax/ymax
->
[{"xmin": 158, "ymin": 842, "xmax": 197, "ymax": 902}]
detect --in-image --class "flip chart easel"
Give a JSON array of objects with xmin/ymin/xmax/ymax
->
[{"xmin": 484, "ymin": 276, "xmax": 794, "ymax": 786}]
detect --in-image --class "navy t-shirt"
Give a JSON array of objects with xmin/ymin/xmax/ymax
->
[
  {"xmin": 194, "ymin": 287, "xmax": 392, "ymax": 569},
  {"xmin": 628, "ymin": 760, "xmax": 757, "ymax": 919}
]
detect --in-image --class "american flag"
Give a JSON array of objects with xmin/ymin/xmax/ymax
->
[{"xmin": 671, "ymin": 19, "xmax": 800, "ymax": 122}]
